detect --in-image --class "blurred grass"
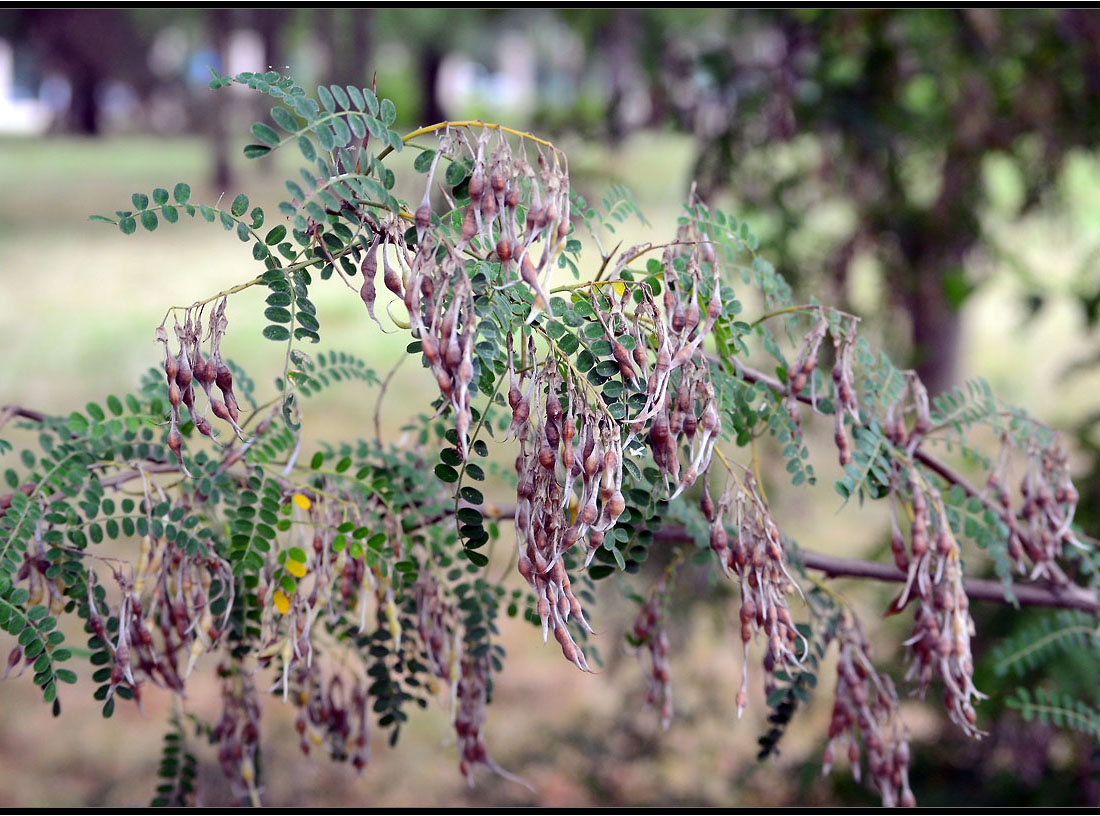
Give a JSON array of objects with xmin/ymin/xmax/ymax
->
[{"xmin": 1, "ymin": 129, "xmax": 1099, "ymax": 807}]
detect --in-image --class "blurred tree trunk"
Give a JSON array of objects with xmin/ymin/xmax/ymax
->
[
  {"xmin": 333, "ymin": 10, "xmax": 373, "ymax": 87},
  {"xmin": 316, "ymin": 8, "xmax": 336, "ymax": 85},
  {"xmin": 69, "ymin": 63, "xmax": 101, "ymax": 135},
  {"xmin": 418, "ymin": 43, "xmax": 445, "ymax": 126},
  {"xmin": 604, "ymin": 8, "xmax": 642, "ymax": 145},
  {"xmin": 254, "ymin": 9, "xmax": 288, "ymax": 72},
  {"xmin": 23, "ymin": 9, "xmax": 144, "ymax": 136},
  {"xmin": 207, "ymin": 8, "xmax": 231, "ymax": 190}
]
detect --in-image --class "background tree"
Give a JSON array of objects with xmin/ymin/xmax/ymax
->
[{"xmin": 654, "ymin": 9, "xmax": 1100, "ymax": 395}]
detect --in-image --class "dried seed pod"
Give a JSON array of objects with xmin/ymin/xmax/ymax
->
[
  {"xmin": 414, "ymin": 202, "xmax": 432, "ymax": 234},
  {"xmin": 175, "ymin": 353, "xmax": 193, "ymax": 389},
  {"xmin": 612, "ymin": 342, "xmax": 637, "ymax": 381}
]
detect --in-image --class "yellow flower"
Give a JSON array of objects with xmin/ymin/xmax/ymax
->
[{"xmin": 292, "ymin": 493, "xmax": 312, "ymax": 510}]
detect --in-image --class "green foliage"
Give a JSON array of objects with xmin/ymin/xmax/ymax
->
[
  {"xmin": 993, "ymin": 611, "xmax": 1100, "ymax": 678},
  {"xmin": 151, "ymin": 715, "xmax": 197, "ymax": 807},
  {"xmin": 1006, "ymin": 687, "xmax": 1100, "ymax": 739}
]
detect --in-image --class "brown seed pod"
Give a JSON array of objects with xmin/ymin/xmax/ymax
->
[
  {"xmin": 224, "ymin": 391, "xmax": 240, "ymax": 423},
  {"xmin": 194, "ymin": 352, "xmax": 215, "ymax": 386},
  {"xmin": 215, "ymin": 361, "xmax": 233, "ymax": 393},
  {"xmin": 168, "ymin": 426, "xmax": 183, "ymax": 456},
  {"xmin": 175, "ymin": 354, "xmax": 193, "ymax": 389},
  {"xmin": 383, "ymin": 254, "xmax": 403, "ymax": 298},
  {"xmin": 460, "ymin": 207, "xmax": 477, "ymax": 243},
  {"xmin": 480, "ymin": 189, "xmax": 497, "ymax": 219},
  {"xmin": 496, "ymin": 237, "xmax": 513, "ymax": 263},
  {"xmin": 468, "ymin": 170, "xmax": 485, "ymax": 200},
  {"xmin": 612, "ymin": 343, "xmax": 637, "ymax": 380},
  {"xmin": 414, "ymin": 203, "xmax": 432, "ymax": 234}
]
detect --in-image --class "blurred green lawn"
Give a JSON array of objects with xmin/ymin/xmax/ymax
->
[{"xmin": 1, "ymin": 130, "xmax": 1098, "ymax": 807}]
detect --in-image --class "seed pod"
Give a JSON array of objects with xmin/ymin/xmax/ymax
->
[
  {"xmin": 672, "ymin": 305, "xmax": 686, "ymax": 333},
  {"xmin": 164, "ymin": 355, "xmax": 179, "ymax": 383},
  {"xmin": 224, "ymin": 391, "xmax": 240, "ymax": 423},
  {"xmin": 175, "ymin": 353, "xmax": 193, "ymax": 389},
  {"xmin": 468, "ymin": 170, "xmax": 485, "ymax": 200},
  {"xmin": 460, "ymin": 207, "xmax": 477, "ymax": 243},
  {"xmin": 211, "ymin": 398, "xmax": 231, "ymax": 423},
  {"xmin": 700, "ymin": 491, "xmax": 716, "ymax": 526},
  {"xmin": 4, "ymin": 646, "xmax": 22, "ymax": 679},
  {"xmin": 512, "ymin": 398, "xmax": 530, "ymax": 425},
  {"xmin": 480, "ymin": 189, "xmax": 497, "ymax": 219},
  {"xmin": 683, "ymin": 414, "xmax": 697, "ymax": 438},
  {"xmin": 383, "ymin": 253, "xmax": 403, "ymax": 298},
  {"xmin": 446, "ymin": 335, "xmax": 462, "ymax": 369},
  {"xmin": 835, "ymin": 426, "xmax": 852, "ymax": 466},
  {"xmin": 194, "ymin": 352, "xmax": 215, "ymax": 387},
  {"xmin": 214, "ymin": 361, "xmax": 233, "ymax": 393},
  {"xmin": 612, "ymin": 342, "xmax": 637, "ymax": 380},
  {"xmin": 684, "ymin": 300, "xmax": 701, "ymax": 333},
  {"xmin": 496, "ymin": 237, "xmax": 513, "ymax": 263},
  {"xmin": 414, "ymin": 202, "xmax": 432, "ymax": 234}
]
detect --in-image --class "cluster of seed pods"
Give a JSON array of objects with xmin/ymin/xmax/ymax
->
[
  {"xmin": 81, "ymin": 524, "xmax": 233, "ymax": 710},
  {"xmin": 629, "ymin": 568, "xmax": 675, "ymax": 731},
  {"xmin": 783, "ymin": 314, "xmax": 829, "ymax": 432},
  {"xmin": 644, "ymin": 356, "xmax": 721, "ymax": 502},
  {"xmin": 20, "ymin": 520, "xmax": 66, "ymax": 615},
  {"xmin": 290, "ymin": 663, "xmax": 371, "ymax": 772},
  {"xmin": 156, "ymin": 299, "xmax": 244, "ymax": 475},
  {"xmin": 882, "ymin": 372, "xmax": 933, "ymax": 458},
  {"xmin": 830, "ymin": 318, "xmax": 861, "ymax": 466},
  {"xmin": 414, "ymin": 572, "xmax": 463, "ymax": 720},
  {"xmin": 987, "ymin": 434, "xmax": 1082, "ymax": 580},
  {"xmin": 445, "ymin": 126, "xmax": 571, "ymax": 318},
  {"xmin": 511, "ymin": 351, "xmax": 631, "ymax": 670},
  {"xmin": 894, "ymin": 473, "xmax": 985, "ymax": 738},
  {"xmin": 703, "ymin": 474, "xmax": 804, "ymax": 718},
  {"xmin": 621, "ymin": 229, "xmax": 727, "ymax": 499},
  {"xmin": 213, "ymin": 663, "xmax": 263, "ymax": 806},
  {"xmin": 353, "ymin": 127, "xmax": 572, "ymax": 460},
  {"xmin": 454, "ymin": 652, "xmax": 532, "ymax": 791},
  {"xmin": 823, "ymin": 616, "xmax": 916, "ymax": 808}
]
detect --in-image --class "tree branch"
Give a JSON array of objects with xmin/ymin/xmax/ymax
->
[
  {"xmin": 0, "ymin": 404, "xmax": 47, "ymax": 430},
  {"xmin": 7, "ymin": 405, "xmax": 1095, "ymax": 613},
  {"xmin": 492, "ymin": 506, "xmax": 1100, "ymax": 614}
]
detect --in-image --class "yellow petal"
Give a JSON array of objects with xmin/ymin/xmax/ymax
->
[
  {"xmin": 273, "ymin": 590, "xmax": 291, "ymax": 615},
  {"xmin": 612, "ymin": 281, "xmax": 626, "ymax": 297},
  {"xmin": 286, "ymin": 558, "xmax": 307, "ymax": 578},
  {"xmin": 292, "ymin": 493, "xmax": 312, "ymax": 510}
]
